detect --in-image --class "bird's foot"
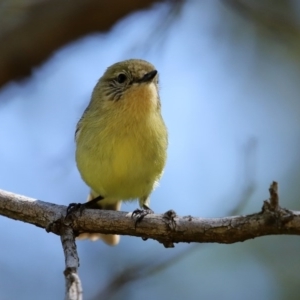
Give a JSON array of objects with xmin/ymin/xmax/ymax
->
[
  {"xmin": 66, "ymin": 203, "xmax": 85, "ymax": 216},
  {"xmin": 131, "ymin": 205, "xmax": 154, "ymax": 228},
  {"xmin": 66, "ymin": 195, "xmax": 104, "ymax": 216}
]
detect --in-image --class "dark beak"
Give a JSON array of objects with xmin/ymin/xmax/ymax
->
[{"xmin": 138, "ymin": 70, "xmax": 157, "ymax": 83}]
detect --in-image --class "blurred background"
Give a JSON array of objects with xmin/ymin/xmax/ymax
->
[{"xmin": 1, "ymin": 0, "xmax": 300, "ymax": 299}]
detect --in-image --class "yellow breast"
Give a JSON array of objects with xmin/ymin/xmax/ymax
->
[{"xmin": 76, "ymin": 83, "xmax": 167, "ymax": 200}]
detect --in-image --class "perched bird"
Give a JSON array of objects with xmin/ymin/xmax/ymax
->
[{"xmin": 73, "ymin": 59, "xmax": 168, "ymax": 245}]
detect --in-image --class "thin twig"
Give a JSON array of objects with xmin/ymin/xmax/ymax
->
[{"xmin": 60, "ymin": 224, "xmax": 82, "ymax": 300}]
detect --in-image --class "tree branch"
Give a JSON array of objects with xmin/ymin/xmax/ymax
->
[
  {"xmin": 0, "ymin": 182, "xmax": 299, "ymax": 247},
  {"xmin": 61, "ymin": 225, "xmax": 82, "ymax": 300},
  {"xmin": 0, "ymin": 0, "xmax": 166, "ymax": 87}
]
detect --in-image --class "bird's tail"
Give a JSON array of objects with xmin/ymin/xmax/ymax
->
[{"xmin": 77, "ymin": 192, "xmax": 121, "ymax": 246}]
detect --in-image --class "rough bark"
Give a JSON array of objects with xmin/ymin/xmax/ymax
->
[{"xmin": 0, "ymin": 183, "xmax": 299, "ymax": 248}]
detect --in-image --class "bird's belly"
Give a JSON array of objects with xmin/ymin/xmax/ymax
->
[{"xmin": 76, "ymin": 138, "xmax": 163, "ymax": 200}]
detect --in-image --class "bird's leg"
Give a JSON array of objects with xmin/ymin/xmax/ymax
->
[{"xmin": 67, "ymin": 195, "xmax": 104, "ymax": 215}]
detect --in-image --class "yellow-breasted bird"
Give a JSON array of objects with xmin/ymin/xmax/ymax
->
[{"xmin": 71, "ymin": 59, "xmax": 168, "ymax": 245}]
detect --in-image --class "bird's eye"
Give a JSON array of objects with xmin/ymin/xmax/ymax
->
[{"xmin": 117, "ymin": 73, "xmax": 127, "ymax": 83}]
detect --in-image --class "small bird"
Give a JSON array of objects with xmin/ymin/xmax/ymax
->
[{"xmin": 72, "ymin": 59, "xmax": 168, "ymax": 245}]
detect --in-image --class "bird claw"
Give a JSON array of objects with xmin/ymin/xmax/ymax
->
[
  {"xmin": 131, "ymin": 207, "xmax": 154, "ymax": 228},
  {"xmin": 66, "ymin": 203, "xmax": 85, "ymax": 216}
]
